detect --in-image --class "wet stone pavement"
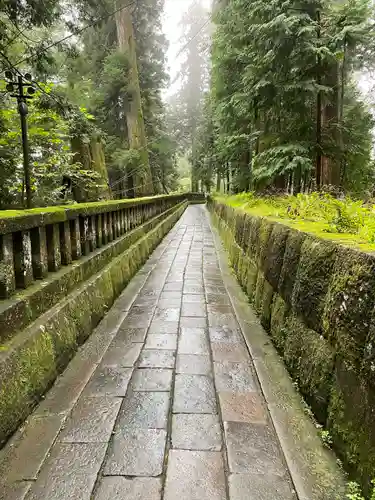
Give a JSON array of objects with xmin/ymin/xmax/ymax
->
[{"xmin": 0, "ymin": 206, "xmax": 297, "ymax": 500}]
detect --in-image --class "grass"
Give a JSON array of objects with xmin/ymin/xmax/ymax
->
[{"xmin": 214, "ymin": 192, "xmax": 375, "ymax": 252}]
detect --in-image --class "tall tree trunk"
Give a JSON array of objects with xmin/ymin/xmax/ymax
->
[
  {"xmin": 115, "ymin": 1, "xmax": 153, "ymax": 197},
  {"xmin": 316, "ymin": 9, "xmax": 322, "ymax": 191},
  {"xmin": 71, "ymin": 136, "xmax": 111, "ymax": 201},
  {"xmin": 216, "ymin": 173, "xmax": 221, "ymax": 192}
]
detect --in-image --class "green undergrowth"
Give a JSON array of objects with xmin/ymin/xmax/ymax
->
[
  {"xmin": 214, "ymin": 192, "xmax": 375, "ymax": 251},
  {"xmin": 345, "ymin": 481, "xmax": 375, "ymax": 500}
]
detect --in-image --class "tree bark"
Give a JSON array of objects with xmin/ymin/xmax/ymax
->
[{"xmin": 115, "ymin": 1, "xmax": 153, "ymax": 197}]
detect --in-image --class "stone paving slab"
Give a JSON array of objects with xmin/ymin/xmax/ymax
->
[
  {"xmin": 176, "ymin": 354, "xmax": 212, "ymax": 375},
  {"xmin": 164, "ymin": 450, "xmax": 226, "ymax": 500},
  {"xmin": 172, "ymin": 414, "xmax": 222, "ymax": 451},
  {"xmin": 229, "ymin": 473, "xmax": 297, "ymax": 500},
  {"xmin": 104, "ymin": 428, "xmax": 167, "ymax": 476},
  {"xmin": 225, "ymin": 421, "xmax": 289, "ymax": 476},
  {"xmin": 173, "ymin": 374, "xmax": 217, "ymax": 414},
  {"xmin": 58, "ymin": 396, "xmax": 122, "ymax": 443},
  {"xmin": 131, "ymin": 368, "xmax": 173, "ymax": 392},
  {"xmin": 26, "ymin": 443, "xmax": 107, "ymax": 500},
  {"xmin": 83, "ymin": 366, "xmax": 133, "ymax": 396},
  {"xmin": 138, "ymin": 349, "xmax": 176, "ymax": 368},
  {"xmin": 116, "ymin": 391, "xmax": 170, "ymax": 429},
  {"xmin": 145, "ymin": 334, "xmax": 177, "ymax": 350},
  {"xmin": 94, "ymin": 477, "xmax": 162, "ymax": 500}
]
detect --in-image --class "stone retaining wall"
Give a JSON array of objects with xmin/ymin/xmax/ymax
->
[
  {"xmin": 0, "ymin": 200, "xmax": 187, "ymax": 446},
  {"xmin": 208, "ymin": 198, "xmax": 375, "ymax": 494}
]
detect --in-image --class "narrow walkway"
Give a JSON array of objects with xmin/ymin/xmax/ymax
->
[{"xmin": 1, "ymin": 206, "xmax": 297, "ymax": 500}]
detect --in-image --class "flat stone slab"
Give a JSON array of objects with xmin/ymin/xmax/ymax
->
[
  {"xmin": 94, "ymin": 477, "xmax": 162, "ymax": 500},
  {"xmin": 83, "ymin": 366, "xmax": 133, "ymax": 397},
  {"xmin": 132, "ymin": 369, "xmax": 173, "ymax": 392},
  {"xmin": 1, "ymin": 415, "xmax": 64, "ymax": 482},
  {"xmin": 182, "ymin": 294, "xmax": 206, "ymax": 304},
  {"xmin": 154, "ymin": 307, "xmax": 180, "ymax": 322},
  {"xmin": 211, "ymin": 342, "xmax": 248, "ymax": 362},
  {"xmin": 100, "ymin": 343, "xmax": 142, "ymax": 367},
  {"xmin": 104, "ymin": 428, "xmax": 167, "ymax": 476},
  {"xmin": 145, "ymin": 334, "xmax": 177, "ymax": 350},
  {"xmin": 59, "ymin": 396, "xmax": 122, "ymax": 443},
  {"xmin": 180, "ymin": 317, "xmax": 207, "ymax": 328},
  {"xmin": 181, "ymin": 302, "xmax": 206, "ymax": 317},
  {"xmin": 139, "ymin": 349, "xmax": 175, "ymax": 369},
  {"xmin": 25, "ymin": 443, "xmax": 107, "ymax": 500},
  {"xmin": 209, "ymin": 325, "xmax": 244, "ymax": 344},
  {"xmin": 172, "ymin": 414, "xmax": 222, "ymax": 451},
  {"xmin": 0, "ymin": 481, "xmax": 32, "ymax": 500},
  {"xmin": 176, "ymin": 354, "xmax": 212, "ymax": 375},
  {"xmin": 214, "ymin": 362, "xmax": 257, "ymax": 392},
  {"xmin": 173, "ymin": 375, "xmax": 217, "ymax": 414},
  {"xmin": 164, "ymin": 450, "xmax": 226, "ymax": 500},
  {"xmin": 178, "ymin": 330, "xmax": 209, "ymax": 355},
  {"xmin": 148, "ymin": 321, "xmax": 179, "ymax": 334},
  {"xmin": 112, "ymin": 326, "xmax": 147, "ymax": 344},
  {"xmin": 225, "ymin": 422, "xmax": 288, "ymax": 476},
  {"xmin": 116, "ymin": 391, "xmax": 170, "ymax": 429},
  {"xmin": 229, "ymin": 473, "xmax": 297, "ymax": 500},
  {"xmin": 219, "ymin": 392, "xmax": 267, "ymax": 424}
]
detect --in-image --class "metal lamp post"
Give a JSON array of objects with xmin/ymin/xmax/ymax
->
[{"xmin": 5, "ymin": 71, "xmax": 36, "ymax": 209}]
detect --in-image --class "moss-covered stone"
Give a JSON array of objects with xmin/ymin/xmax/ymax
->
[
  {"xmin": 254, "ymin": 271, "xmax": 265, "ymax": 314},
  {"xmin": 279, "ymin": 230, "xmax": 306, "ymax": 305},
  {"xmin": 0, "ymin": 328, "xmax": 57, "ymax": 446},
  {"xmin": 292, "ymin": 236, "xmax": 337, "ymax": 333},
  {"xmin": 0, "ymin": 201, "xmax": 186, "ymax": 343},
  {"xmin": 270, "ymin": 294, "xmax": 290, "ymax": 353},
  {"xmin": 284, "ymin": 314, "xmax": 334, "ymax": 423},
  {"xmin": 263, "ymin": 223, "xmax": 290, "ymax": 290},
  {"xmin": 0, "ymin": 200, "xmax": 186, "ymax": 445},
  {"xmin": 245, "ymin": 260, "xmax": 258, "ymax": 303},
  {"xmin": 327, "ymin": 359, "xmax": 375, "ymax": 496},
  {"xmin": 260, "ymin": 278, "xmax": 274, "ymax": 331},
  {"xmin": 256, "ymin": 219, "xmax": 273, "ymax": 269},
  {"xmin": 248, "ymin": 216, "xmax": 262, "ymax": 260},
  {"xmin": 323, "ymin": 247, "xmax": 375, "ymax": 367}
]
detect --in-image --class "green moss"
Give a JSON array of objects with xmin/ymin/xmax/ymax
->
[
  {"xmin": 263, "ymin": 223, "xmax": 290, "ymax": 290},
  {"xmin": 257, "ymin": 218, "xmax": 275, "ymax": 268},
  {"xmin": 254, "ymin": 271, "xmax": 265, "ymax": 314},
  {"xmin": 245, "ymin": 260, "xmax": 258, "ymax": 302},
  {"xmin": 270, "ymin": 294, "xmax": 290, "ymax": 353},
  {"xmin": 328, "ymin": 359, "xmax": 375, "ymax": 495},
  {"xmin": 284, "ymin": 314, "xmax": 334, "ymax": 423},
  {"xmin": 260, "ymin": 278, "xmax": 274, "ymax": 331},
  {"xmin": 323, "ymin": 247, "xmax": 375, "ymax": 368},
  {"xmin": 0, "ymin": 329, "xmax": 57, "ymax": 445},
  {"xmin": 279, "ymin": 230, "xmax": 306, "ymax": 305},
  {"xmin": 292, "ymin": 236, "xmax": 337, "ymax": 333}
]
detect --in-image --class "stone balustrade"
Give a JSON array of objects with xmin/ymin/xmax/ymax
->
[{"xmin": 0, "ymin": 193, "xmax": 199, "ymax": 300}]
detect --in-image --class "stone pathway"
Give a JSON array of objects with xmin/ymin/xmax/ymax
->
[{"xmin": 0, "ymin": 205, "xmax": 297, "ymax": 500}]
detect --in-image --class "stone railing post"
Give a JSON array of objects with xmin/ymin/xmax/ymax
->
[{"xmin": 0, "ymin": 234, "xmax": 16, "ymax": 298}]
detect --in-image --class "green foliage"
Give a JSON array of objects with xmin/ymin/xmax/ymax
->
[
  {"xmin": 201, "ymin": 0, "xmax": 375, "ymax": 195},
  {"xmin": 0, "ymin": 91, "xmax": 100, "ymax": 208},
  {"xmin": 345, "ymin": 480, "xmax": 375, "ymax": 500},
  {"xmin": 216, "ymin": 192, "xmax": 375, "ymax": 245}
]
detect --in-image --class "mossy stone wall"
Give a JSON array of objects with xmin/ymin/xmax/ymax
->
[
  {"xmin": 208, "ymin": 198, "xmax": 375, "ymax": 495},
  {"xmin": 0, "ymin": 201, "xmax": 186, "ymax": 446}
]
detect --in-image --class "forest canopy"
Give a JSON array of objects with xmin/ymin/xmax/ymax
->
[{"xmin": 0, "ymin": 0, "xmax": 179, "ymax": 209}]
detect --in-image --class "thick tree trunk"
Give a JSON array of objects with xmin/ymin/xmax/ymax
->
[
  {"xmin": 115, "ymin": 1, "xmax": 153, "ymax": 197},
  {"xmin": 71, "ymin": 136, "xmax": 111, "ymax": 202}
]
